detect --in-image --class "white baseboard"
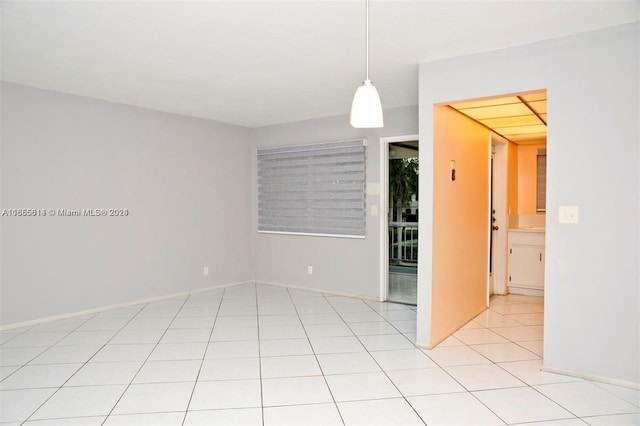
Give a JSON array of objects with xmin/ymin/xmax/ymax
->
[
  {"xmin": 0, "ymin": 280, "xmax": 253, "ymax": 331},
  {"xmin": 254, "ymin": 280, "xmax": 380, "ymax": 302},
  {"xmin": 542, "ymin": 366, "xmax": 640, "ymax": 390}
]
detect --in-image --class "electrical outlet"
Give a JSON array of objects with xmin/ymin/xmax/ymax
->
[
  {"xmin": 203, "ymin": 266, "xmax": 209, "ymax": 276},
  {"xmin": 307, "ymin": 266, "xmax": 313, "ymax": 275},
  {"xmin": 559, "ymin": 206, "xmax": 579, "ymax": 224}
]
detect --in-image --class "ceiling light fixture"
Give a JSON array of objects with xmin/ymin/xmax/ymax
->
[{"xmin": 350, "ymin": 0, "xmax": 383, "ymax": 128}]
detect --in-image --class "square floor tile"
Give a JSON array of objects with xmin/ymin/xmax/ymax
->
[
  {"xmin": 473, "ymin": 311, "xmax": 522, "ymax": 328},
  {"xmin": 210, "ymin": 326, "xmax": 258, "ymax": 342},
  {"xmin": 0, "ymin": 388, "xmax": 57, "ymax": 423},
  {"xmin": 57, "ymin": 330, "xmax": 119, "ymax": 346},
  {"xmin": 213, "ymin": 316, "xmax": 257, "ymax": 328},
  {"xmin": 258, "ymin": 315, "xmax": 301, "ymax": 327},
  {"xmin": 497, "ymin": 360, "xmax": 580, "ymax": 386},
  {"xmin": 492, "ymin": 326, "xmax": 544, "ymax": 342},
  {"xmin": 422, "ymin": 345, "xmax": 491, "ymax": 367},
  {"xmin": 0, "ymin": 347, "xmax": 48, "ymax": 366},
  {"xmin": 264, "ymin": 403, "xmax": 343, "ymax": 426},
  {"xmin": 24, "ymin": 416, "xmax": 106, "ymax": 425},
  {"xmin": 29, "ymin": 345, "xmax": 103, "ymax": 365},
  {"xmin": 104, "ymin": 412, "xmax": 186, "ymax": 425},
  {"xmin": 0, "ymin": 365, "xmax": 19, "ymax": 380},
  {"xmin": 470, "ymin": 342, "xmax": 540, "ymax": 363},
  {"xmin": 110, "ymin": 329, "xmax": 164, "ymax": 345},
  {"xmin": 1, "ymin": 363, "xmax": 82, "ymax": 390},
  {"xmin": 505, "ymin": 313, "xmax": 544, "ymax": 325},
  {"xmin": 2, "ymin": 332, "xmax": 68, "ymax": 348},
  {"xmin": 259, "ymin": 325, "xmax": 307, "ymax": 340},
  {"xmin": 160, "ymin": 328, "xmax": 211, "ymax": 343},
  {"xmin": 339, "ymin": 311, "xmax": 386, "ymax": 323},
  {"xmin": 444, "ymin": 363, "xmax": 526, "ymax": 391},
  {"xmin": 304, "ymin": 323, "xmax": 354, "ymax": 338},
  {"xmin": 325, "ymin": 372, "xmax": 401, "ymax": 402},
  {"xmin": 77, "ymin": 317, "xmax": 130, "ymax": 331},
  {"xmin": 387, "ymin": 368, "xmax": 465, "ymax": 396},
  {"xmin": 184, "ymin": 408, "xmax": 262, "ymax": 425},
  {"xmin": 348, "ymin": 321, "xmax": 399, "ymax": 336},
  {"xmin": 535, "ymin": 381, "xmax": 640, "ymax": 417},
  {"xmin": 454, "ymin": 328, "xmax": 509, "ymax": 345},
  {"xmin": 205, "ymin": 340, "xmax": 260, "ymax": 359},
  {"xmin": 133, "ymin": 360, "xmax": 201, "ymax": 383},
  {"xmin": 260, "ymin": 338, "xmax": 314, "ymax": 357},
  {"xmin": 338, "ymin": 398, "xmax": 424, "ymax": 425},
  {"xmin": 262, "ymin": 376, "xmax": 333, "ymax": 406},
  {"xmin": 593, "ymin": 382, "xmax": 640, "ymax": 407},
  {"xmin": 148, "ymin": 342, "xmax": 208, "ymax": 361},
  {"xmin": 261, "ymin": 355, "xmax": 322, "ymax": 378},
  {"xmin": 66, "ymin": 361, "xmax": 142, "ymax": 386},
  {"xmin": 199, "ymin": 357, "xmax": 260, "ymax": 380},
  {"xmin": 370, "ymin": 348, "xmax": 438, "ymax": 371},
  {"xmin": 518, "ymin": 340, "xmax": 544, "ymax": 356},
  {"xmin": 31, "ymin": 385, "xmax": 127, "ymax": 419},
  {"xmin": 91, "ymin": 344, "xmax": 156, "ymax": 362},
  {"xmin": 408, "ymin": 393, "xmax": 504, "ymax": 426},
  {"xmin": 112, "ymin": 382, "xmax": 194, "ymax": 414},
  {"xmin": 583, "ymin": 413, "xmax": 640, "ymax": 425},
  {"xmin": 474, "ymin": 386, "xmax": 574, "ymax": 424},
  {"xmin": 357, "ymin": 334, "xmax": 414, "ymax": 351},
  {"xmin": 299, "ymin": 313, "xmax": 344, "ymax": 324},
  {"xmin": 316, "ymin": 352, "xmax": 380, "ymax": 375},
  {"xmin": 310, "ymin": 336, "xmax": 366, "ymax": 354},
  {"xmin": 168, "ymin": 316, "xmax": 215, "ymax": 329},
  {"xmin": 189, "ymin": 379, "xmax": 261, "ymax": 410}
]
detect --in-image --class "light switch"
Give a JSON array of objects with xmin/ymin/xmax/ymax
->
[
  {"xmin": 559, "ymin": 205, "xmax": 579, "ymax": 224},
  {"xmin": 371, "ymin": 205, "xmax": 378, "ymax": 216}
]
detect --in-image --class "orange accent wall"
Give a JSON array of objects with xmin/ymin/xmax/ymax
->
[
  {"xmin": 430, "ymin": 106, "xmax": 490, "ymax": 346},
  {"xmin": 508, "ymin": 141, "xmax": 519, "ymax": 216}
]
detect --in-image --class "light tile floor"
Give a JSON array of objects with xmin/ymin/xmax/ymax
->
[{"xmin": 1, "ymin": 283, "xmax": 639, "ymax": 425}]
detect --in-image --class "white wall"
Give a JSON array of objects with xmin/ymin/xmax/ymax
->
[
  {"xmin": 1, "ymin": 83, "xmax": 253, "ymax": 325},
  {"xmin": 251, "ymin": 106, "xmax": 418, "ymax": 298},
  {"xmin": 418, "ymin": 24, "xmax": 639, "ymax": 385}
]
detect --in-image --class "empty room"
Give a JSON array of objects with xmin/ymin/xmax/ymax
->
[{"xmin": 1, "ymin": 1, "xmax": 639, "ymax": 425}]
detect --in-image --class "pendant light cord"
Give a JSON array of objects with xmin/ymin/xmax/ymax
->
[{"xmin": 365, "ymin": 0, "xmax": 370, "ymax": 80}]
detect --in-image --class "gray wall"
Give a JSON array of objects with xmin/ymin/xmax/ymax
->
[
  {"xmin": 418, "ymin": 23, "xmax": 639, "ymax": 385},
  {"xmin": 1, "ymin": 83, "xmax": 252, "ymax": 325},
  {"xmin": 251, "ymin": 106, "xmax": 418, "ymax": 298}
]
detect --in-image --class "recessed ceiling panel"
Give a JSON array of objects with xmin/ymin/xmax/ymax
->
[
  {"xmin": 459, "ymin": 103, "xmax": 532, "ymax": 120},
  {"xmin": 448, "ymin": 90, "xmax": 547, "ymax": 144}
]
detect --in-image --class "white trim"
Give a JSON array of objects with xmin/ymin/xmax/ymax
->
[
  {"xmin": 0, "ymin": 281, "xmax": 253, "ymax": 331},
  {"xmin": 258, "ymin": 230, "xmax": 365, "ymax": 239},
  {"xmin": 379, "ymin": 134, "xmax": 419, "ymax": 303},
  {"xmin": 542, "ymin": 366, "xmax": 640, "ymax": 390},
  {"xmin": 254, "ymin": 280, "xmax": 381, "ymax": 302},
  {"xmin": 491, "ymin": 133, "xmax": 509, "ymax": 296}
]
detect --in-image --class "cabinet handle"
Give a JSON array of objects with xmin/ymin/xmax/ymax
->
[{"xmin": 539, "ymin": 253, "xmax": 542, "ymax": 261}]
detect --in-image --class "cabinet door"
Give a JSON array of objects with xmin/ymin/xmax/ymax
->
[{"xmin": 509, "ymin": 245, "xmax": 545, "ymax": 289}]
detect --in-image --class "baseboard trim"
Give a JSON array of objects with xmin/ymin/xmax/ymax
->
[
  {"xmin": 254, "ymin": 280, "xmax": 380, "ymax": 302},
  {"xmin": 0, "ymin": 280, "xmax": 253, "ymax": 331},
  {"xmin": 542, "ymin": 366, "xmax": 640, "ymax": 390}
]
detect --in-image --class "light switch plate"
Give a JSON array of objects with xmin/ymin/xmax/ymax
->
[{"xmin": 559, "ymin": 206, "xmax": 579, "ymax": 224}]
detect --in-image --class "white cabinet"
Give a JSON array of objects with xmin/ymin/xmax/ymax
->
[{"xmin": 508, "ymin": 230, "xmax": 545, "ymax": 296}]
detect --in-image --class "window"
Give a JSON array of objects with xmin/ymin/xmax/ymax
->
[
  {"xmin": 537, "ymin": 149, "xmax": 546, "ymax": 212},
  {"xmin": 257, "ymin": 139, "xmax": 366, "ymax": 237}
]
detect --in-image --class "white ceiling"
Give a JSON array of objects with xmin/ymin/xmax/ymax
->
[{"xmin": 2, "ymin": 1, "xmax": 637, "ymax": 128}]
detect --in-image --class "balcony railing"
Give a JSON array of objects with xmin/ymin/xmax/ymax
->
[{"xmin": 389, "ymin": 221, "xmax": 418, "ymax": 264}]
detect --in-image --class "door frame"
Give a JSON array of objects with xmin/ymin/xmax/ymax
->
[
  {"xmin": 489, "ymin": 133, "xmax": 509, "ymax": 297},
  {"xmin": 379, "ymin": 134, "xmax": 420, "ymax": 302}
]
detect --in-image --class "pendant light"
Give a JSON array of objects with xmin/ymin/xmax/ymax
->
[{"xmin": 350, "ymin": 0, "xmax": 384, "ymax": 128}]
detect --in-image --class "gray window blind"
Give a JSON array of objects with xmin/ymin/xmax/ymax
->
[
  {"xmin": 537, "ymin": 149, "xmax": 546, "ymax": 212},
  {"xmin": 257, "ymin": 139, "xmax": 366, "ymax": 237}
]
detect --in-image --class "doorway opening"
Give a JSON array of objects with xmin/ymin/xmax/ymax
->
[
  {"xmin": 427, "ymin": 89, "xmax": 547, "ymax": 350},
  {"xmin": 380, "ymin": 135, "xmax": 419, "ymax": 305}
]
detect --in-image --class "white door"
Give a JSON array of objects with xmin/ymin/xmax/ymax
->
[{"xmin": 490, "ymin": 133, "xmax": 509, "ymax": 296}]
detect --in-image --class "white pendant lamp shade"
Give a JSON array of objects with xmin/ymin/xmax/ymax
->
[
  {"xmin": 350, "ymin": 0, "xmax": 384, "ymax": 128},
  {"xmin": 350, "ymin": 79, "xmax": 383, "ymax": 128}
]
